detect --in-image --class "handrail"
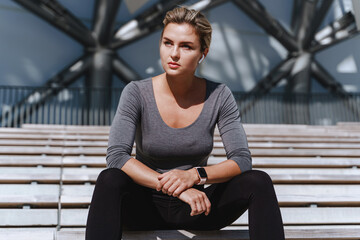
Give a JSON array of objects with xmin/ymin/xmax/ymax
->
[{"xmin": 0, "ymin": 86, "xmax": 359, "ymax": 127}]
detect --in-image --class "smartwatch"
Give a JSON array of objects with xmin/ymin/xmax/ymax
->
[{"xmin": 195, "ymin": 167, "xmax": 208, "ymax": 185}]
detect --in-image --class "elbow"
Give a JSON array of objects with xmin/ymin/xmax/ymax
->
[
  {"xmin": 228, "ymin": 148, "xmax": 252, "ymax": 173},
  {"xmin": 106, "ymin": 146, "xmax": 132, "ymax": 170}
]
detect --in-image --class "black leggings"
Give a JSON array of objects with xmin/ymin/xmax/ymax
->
[{"xmin": 86, "ymin": 168, "xmax": 285, "ymax": 240}]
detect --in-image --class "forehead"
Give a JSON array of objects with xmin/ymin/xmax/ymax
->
[{"xmin": 162, "ymin": 23, "xmax": 199, "ymax": 43}]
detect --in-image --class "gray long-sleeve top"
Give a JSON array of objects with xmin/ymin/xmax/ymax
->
[{"xmin": 107, "ymin": 78, "xmax": 252, "ymax": 173}]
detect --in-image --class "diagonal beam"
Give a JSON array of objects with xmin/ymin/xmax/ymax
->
[
  {"xmin": 13, "ymin": 0, "xmax": 95, "ymax": 47},
  {"xmin": 291, "ymin": 0, "xmax": 303, "ymax": 33},
  {"xmin": 232, "ymin": 0, "xmax": 298, "ymax": 52},
  {"xmin": 112, "ymin": 55, "xmax": 141, "ymax": 84},
  {"xmin": 302, "ymin": 0, "xmax": 333, "ymax": 49},
  {"xmin": 248, "ymin": 57, "xmax": 296, "ymax": 95},
  {"xmin": 92, "ymin": 0, "xmax": 122, "ymax": 46},
  {"xmin": 311, "ymin": 28, "xmax": 360, "ymax": 53},
  {"xmin": 111, "ymin": 0, "xmax": 229, "ymax": 49},
  {"xmin": 38, "ymin": 0, "xmax": 90, "ymax": 31},
  {"xmin": 311, "ymin": 59, "xmax": 360, "ymax": 118},
  {"xmin": 0, "ymin": 55, "xmax": 92, "ymax": 127},
  {"xmin": 311, "ymin": 11, "xmax": 357, "ymax": 53},
  {"xmin": 286, "ymin": 52, "xmax": 312, "ymax": 93},
  {"xmin": 189, "ymin": 0, "xmax": 230, "ymax": 11},
  {"xmin": 294, "ymin": 0, "xmax": 318, "ymax": 49},
  {"xmin": 311, "ymin": 60, "xmax": 347, "ymax": 97},
  {"xmin": 239, "ymin": 57, "xmax": 296, "ymax": 114},
  {"xmin": 111, "ymin": 0, "xmax": 187, "ymax": 49}
]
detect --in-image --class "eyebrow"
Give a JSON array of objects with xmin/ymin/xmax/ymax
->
[{"xmin": 162, "ymin": 37, "xmax": 194, "ymax": 45}]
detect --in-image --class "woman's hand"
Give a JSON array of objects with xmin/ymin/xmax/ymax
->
[
  {"xmin": 157, "ymin": 169, "xmax": 199, "ymax": 197},
  {"xmin": 178, "ymin": 188, "xmax": 211, "ymax": 216}
]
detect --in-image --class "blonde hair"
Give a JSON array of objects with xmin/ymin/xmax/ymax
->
[{"xmin": 161, "ymin": 7, "xmax": 212, "ymax": 53}]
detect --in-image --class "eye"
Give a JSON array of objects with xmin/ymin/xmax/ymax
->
[
  {"xmin": 182, "ymin": 45, "xmax": 192, "ymax": 50},
  {"xmin": 163, "ymin": 41, "xmax": 172, "ymax": 46}
]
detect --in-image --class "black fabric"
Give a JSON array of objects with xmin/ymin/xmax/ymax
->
[{"xmin": 86, "ymin": 168, "xmax": 285, "ymax": 240}]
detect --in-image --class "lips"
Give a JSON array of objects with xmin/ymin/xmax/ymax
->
[{"xmin": 168, "ymin": 62, "xmax": 180, "ymax": 68}]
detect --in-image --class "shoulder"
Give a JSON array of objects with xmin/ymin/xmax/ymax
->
[
  {"xmin": 124, "ymin": 78, "xmax": 151, "ymax": 91},
  {"xmin": 204, "ymin": 78, "xmax": 231, "ymax": 98},
  {"xmin": 121, "ymin": 78, "xmax": 151, "ymax": 97}
]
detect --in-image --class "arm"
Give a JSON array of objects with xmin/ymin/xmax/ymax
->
[
  {"xmin": 122, "ymin": 158, "xmax": 161, "ymax": 190},
  {"xmin": 159, "ymin": 85, "xmax": 251, "ymax": 195},
  {"xmin": 106, "ymin": 82, "xmax": 161, "ymax": 190}
]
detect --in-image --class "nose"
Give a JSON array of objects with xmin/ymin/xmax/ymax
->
[{"xmin": 170, "ymin": 46, "xmax": 180, "ymax": 60}]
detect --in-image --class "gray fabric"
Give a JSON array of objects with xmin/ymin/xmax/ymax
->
[{"xmin": 107, "ymin": 78, "xmax": 252, "ymax": 173}]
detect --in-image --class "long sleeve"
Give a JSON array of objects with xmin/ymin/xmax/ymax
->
[
  {"xmin": 106, "ymin": 82, "xmax": 141, "ymax": 169},
  {"xmin": 217, "ymin": 86, "xmax": 252, "ymax": 173}
]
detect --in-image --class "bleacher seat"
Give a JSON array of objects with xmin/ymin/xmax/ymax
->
[{"xmin": 0, "ymin": 123, "xmax": 359, "ymax": 239}]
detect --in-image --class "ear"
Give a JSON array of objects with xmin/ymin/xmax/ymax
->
[
  {"xmin": 199, "ymin": 48, "xmax": 209, "ymax": 64},
  {"xmin": 198, "ymin": 54, "xmax": 205, "ymax": 64},
  {"xmin": 203, "ymin": 48, "xmax": 209, "ymax": 58}
]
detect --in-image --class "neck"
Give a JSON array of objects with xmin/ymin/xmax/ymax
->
[{"xmin": 164, "ymin": 73, "xmax": 197, "ymax": 97}]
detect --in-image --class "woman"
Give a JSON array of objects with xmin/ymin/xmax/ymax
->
[{"xmin": 86, "ymin": 7, "xmax": 285, "ymax": 240}]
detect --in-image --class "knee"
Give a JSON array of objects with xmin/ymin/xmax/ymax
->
[
  {"xmin": 95, "ymin": 168, "xmax": 131, "ymax": 191},
  {"xmin": 237, "ymin": 170, "xmax": 274, "ymax": 190}
]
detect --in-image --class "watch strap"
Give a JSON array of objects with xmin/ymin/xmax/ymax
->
[{"xmin": 195, "ymin": 167, "xmax": 207, "ymax": 185}]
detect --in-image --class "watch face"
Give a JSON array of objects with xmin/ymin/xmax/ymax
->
[{"xmin": 197, "ymin": 167, "xmax": 207, "ymax": 178}]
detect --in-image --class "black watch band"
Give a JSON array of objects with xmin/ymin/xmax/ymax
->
[{"xmin": 195, "ymin": 167, "xmax": 207, "ymax": 185}]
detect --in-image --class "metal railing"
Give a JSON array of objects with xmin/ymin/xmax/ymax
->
[{"xmin": 0, "ymin": 86, "xmax": 359, "ymax": 127}]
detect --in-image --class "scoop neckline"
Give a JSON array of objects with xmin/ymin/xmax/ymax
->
[{"xmin": 150, "ymin": 78, "xmax": 208, "ymax": 130}]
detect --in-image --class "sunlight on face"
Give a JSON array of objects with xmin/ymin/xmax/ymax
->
[{"xmin": 160, "ymin": 23, "xmax": 203, "ymax": 77}]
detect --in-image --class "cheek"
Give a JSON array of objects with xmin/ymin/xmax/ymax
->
[{"xmin": 183, "ymin": 54, "xmax": 201, "ymax": 66}]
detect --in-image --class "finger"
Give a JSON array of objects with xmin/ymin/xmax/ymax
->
[
  {"xmin": 162, "ymin": 178, "xmax": 177, "ymax": 195},
  {"xmin": 167, "ymin": 180, "xmax": 180, "ymax": 196},
  {"xmin": 199, "ymin": 198, "xmax": 207, "ymax": 215},
  {"xmin": 158, "ymin": 171, "xmax": 172, "ymax": 180},
  {"xmin": 172, "ymin": 182, "xmax": 187, "ymax": 197},
  {"xmin": 189, "ymin": 201, "xmax": 197, "ymax": 216},
  {"xmin": 156, "ymin": 181, "xmax": 162, "ymax": 191},
  {"xmin": 204, "ymin": 195, "xmax": 211, "ymax": 216},
  {"xmin": 195, "ymin": 200, "xmax": 203, "ymax": 215}
]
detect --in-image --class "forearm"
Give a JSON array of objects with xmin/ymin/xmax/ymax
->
[
  {"xmin": 202, "ymin": 159, "xmax": 241, "ymax": 184},
  {"xmin": 121, "ymin": 158, "xmax": 161, "ymax": 189}
]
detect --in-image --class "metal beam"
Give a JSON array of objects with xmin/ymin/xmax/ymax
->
[
  {"xmin": 294, "ymin": 0, "xmax": 318, "ymax": 50},
  {"xmin": 291, "ymin": 0, "xmax": 303, "ymax": 33},
  {"xmin": 284, "ymin": 53, "xmax": 313, "ymax": 124},
  {"xmin": 248, "ymin": 57, "xmax": 296, "ymax": 95},
  {"xmin": 190, "ymin": 0, "xmax": 230, "ymax": 11},
  {"xmin": 92, "ymin": 0, "xmax": 122, "ymax": 46},
  {"xmin": 111, "ymin": 0, "xmax": 186, "ymax": 49},
  {"xmin": 287, "ymin": 52, "xmax": 312, "ymax": 94},
  {"xmin": 112, "ymin": 55, "xmax": 141, "ymax": 84},
  {"xmin": 313, "ymin": 11, "xmax": 356, "ymax": 41},
  {"xmin": 311, "ymin": 29, "xmax": 359, "ymax": 53},
  {"xmin": 239, "ymin": 57, "xmax": 296, "ymax": 115},
  {"xmin": 38, "ymin": 0, "xmax": 89, "ymax": 31},
  {"xmin": 311, "ymin": 60, "xmax": 347, "ymax": 97},
  {"xmin": 310, "ymin": 11, "xmax": 359, "ymax": 53},
  {"xmin": 13, "ymin": 0, "xmax": 95, "ymax": 47},
  {"xmin": 0, "ymin": 55, "xmax": 92, "ymax": 127},
  {"xmin": 311, "ymin": 59, "xmax": 360, "ymax": 118},
  {"xmin": 232, "ymin": 0, "xmax": 298, "ymax": 52},
  {"xmin": 303, "ymin": 0, "xmax": 333, "ymax": 49},
  {"xmin": 111, "ymin": 0, "xmax": 228, "ymax": 49},
  {"xmin": 353, "ymin": 0, "xmax": 360, "ymax": 30}
]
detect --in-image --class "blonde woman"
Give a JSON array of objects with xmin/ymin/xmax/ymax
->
[{"xmin": 86, "ymin": 7, "xmax": 285, "ymax": 240}]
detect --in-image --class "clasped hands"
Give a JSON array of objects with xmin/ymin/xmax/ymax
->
[{"xmin": 156, "ymin": 169, "xmax": 211, "ymax": 216}]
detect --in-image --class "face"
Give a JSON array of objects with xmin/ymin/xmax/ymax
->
[{"xmin": 160, "ymin": 23, "xmax": 205, "ymax": 77}]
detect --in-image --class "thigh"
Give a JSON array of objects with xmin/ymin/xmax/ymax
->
[
  {"xmin": 121, "ymin": 181, "xmax": 169, "ymax": 230},
  {"xmin": 186, "ymin": 171, "xmax": 257, "ymax": 230}
]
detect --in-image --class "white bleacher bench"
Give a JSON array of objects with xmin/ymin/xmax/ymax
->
[{"xmin": 0, "ymin": 123, "xmax": 360, "ymax": 239}]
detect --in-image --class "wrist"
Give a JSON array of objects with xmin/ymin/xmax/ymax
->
[
  {"xmin": 189, "ymin": 168, "xmax": 200, "ymax": 185},
  {"xmin": 194, "ymin": 167, "xmax": 207, "ymax": 185}
]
